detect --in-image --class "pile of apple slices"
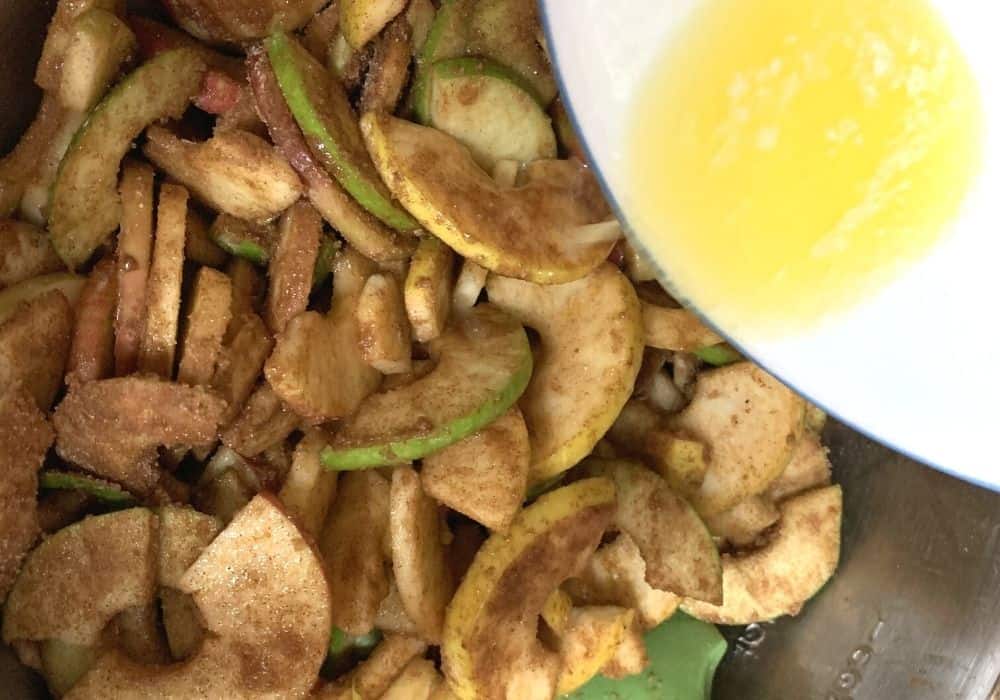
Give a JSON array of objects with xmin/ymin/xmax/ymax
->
[{"xmin": 0, "ymin": 0, "xmax": 844, "ymax": 698}]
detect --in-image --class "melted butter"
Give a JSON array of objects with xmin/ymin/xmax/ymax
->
[{"xmin": 627, "ymin": 0, "xmax": 982, "ymax": 335}]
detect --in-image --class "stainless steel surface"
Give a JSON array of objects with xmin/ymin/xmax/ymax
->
[
  {"xmin": 714, "ymin": 421, "xmax": 1000, "ymax": 700},
  {"xmin": 1, "ymin": 2, "xmax": 999, "ymax": 699}
]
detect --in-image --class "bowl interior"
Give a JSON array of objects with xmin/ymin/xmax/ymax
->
[{"xmin": 540, "ymin": 0, "xmax": 1000, "ymax": 490}]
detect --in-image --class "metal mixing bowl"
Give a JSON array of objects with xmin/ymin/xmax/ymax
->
[{"xmin": 2, "ymin": 2, "xmax": 999, "ymax": 698}]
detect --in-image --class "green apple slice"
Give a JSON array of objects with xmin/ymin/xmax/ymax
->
[
  {"xmin": 486, "ymin": 264, "xmax": 644, "ymax": 482},
  {"xmin": 362, "ymin": 112, "xmax": 614, "ymax": 284},
  {"xmin": 410, "ymin": 0, "xmax": 472, "ymax": 122},
  {"xmin": 265, "ymin": 32, "xmax": 418, "ymax": 233},
  {"xmin": 209, "ymin": 214, "xmax": 275, "ymax": 266},
  {"xmin": 39, "ymin": 470, "xmax": 136, "ymax": 505},
  {"xmin": 682, "ymin": 485, "xmax": 842, "ymax": 625},
  {"xmin": 421, "ymin": 57, "xmax": 555, "ymax": 170},
  {"xmin": 321, "ymin": 304, "xmax": 532, "ymax": 470},
  {"xmin": 49, "ymin": 48, "xmax": 206, "ymax": 269}
]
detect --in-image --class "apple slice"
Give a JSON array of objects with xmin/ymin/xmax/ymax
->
[
  {"xmin": 360, "ymin": 16, "xmax": 412, "ymax": 114},
  {"xmin": 341, "ymin": 0, "xmax": 407, "ymax": 48},
  {"xmin": 49, "ymin": 48, "xmax": 206, "ymax": 269},
  {"xmin": 556, "ymin": 606, "xmax": 635, "ymax": 695},
  {"xmin": 265, "ymin": 32, "xmax": 417, "ymax": 233},
  {"xmin": 265, "ymin": 201, "xmax": 322, "ymax": 334},
  {"xmin": 315, "ymin": 634, "xmax": 427, "ymax": 699},
  {"xmin": 585, "ymin": 459, "xmax": 722, "ymax": 604},
  {"xmin": 765, "ymin": 432, "xmax": 832, "ymax": 502},
  {"xmin": 0, "ymin": 387, "xmax": 53, "ymax": 601},
  {"xmin": 176, "ymin": 267, "xmax": 233, "ymax": 388},
  {"xmin": 420, "ymin": 57, "xmax": 556, "ymax": 170},
  {"xmin": 670, "ymin": 362, "xmax": 806, "ymax": 515},
  {"xmin": 564, "ymin": 533, "xmax": 680, "ymax": 630},
  {"xmin": 601, "ymin": 619, "xmax": 649, "ymax": 680},
  {"xmin": 58, "ymin": 8, "xmax": 137, "ymax": 112},
  {"xmin": 0, "ymin": 273, "xmax": 83, "ymax": 325},
  {"xmin": 486, "ymin": 263, "xmax": 643, "ymax": 482},
  {"xmin": 0, "ymin": 220, "xmax": 62, "ymax": 289},
  {"xmin": 2, "ymin": 508, "xmax": 157, "ymax": 647},
  {"xmin": 389, "ymin": 467, "xmax": 454, "ymax": 643},
  {"xmin": 0, "ymin": 290, "xmax": 74, "ymax": 411},
  {"xmin": 381, "ymin": 658, "xmax": 441, "ymax": 700},
  {"xmin": 163, "ymin": 0, "xmax": 327, "ymax": 43},
  {"xmin": 362, "ymin": 112, "xmax": 614, "ymax": 284},
  {"xmin": 66, "ymin": 256, "xmax": 117, "ymax": 386},
  {"xmin": 278, "ymin": 429, "xmax": 338, "ymax": 537},
  {"xmin": 143, "ymin": 127, "xmax": 303, "ymax": 223},
  {"xmin": 39, "ymin": 471, "xmax": 135, "ymax": 506},
  {"xmin": 321, "ymin": 304, "xmax": 532, "ymax": 470},
  {"xmin": 53, "ymin": 376, "xmax": 225, "ymax": 495},
  {"xmin": 703, "ymin": 495, "xmax": 781, "ymax": 549},
  {"xmin": 404, "ymin": 236, "xmax": 454, "ymax": 343},
  {"xmin": 265, "ymin": 246, "xmax": 381, "ymax": 423},
  {"xmin": 442, "ymin": 478, "xmax": 616, "ymax": 700},
  {"xmin": 421, "ymin": 407, "xmax": 529, "ymax": 531},
  {"xmin": 682, "ymin": 485, "xmax": 842, "ymax": 625},
  {"xmin": 321, "ymin": 470, "xmax": 391, "ymax": 636},
  {"xmin": 641, "ymin": 304, "xmax": 723, "ymax": 352},
  {"xmin": 67, "ymin": 494, "xmax": 332, "ymax": 698},
  {"xmin": 248, "ymin": 45, "xmax": 416, "ymax": 262},
  {"xmin": 357, "ymin": 272, "xmax": 412, "ymax": 374}
]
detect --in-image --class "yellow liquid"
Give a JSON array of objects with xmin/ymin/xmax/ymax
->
[{"xmin": 628, "ymin": 0, "xmax": 982, "ymax": 335}]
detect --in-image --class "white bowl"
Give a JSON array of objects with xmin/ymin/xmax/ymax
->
[{"xmin": 540, "ymin": 0, "xmax": 1000, "ymax": 490}]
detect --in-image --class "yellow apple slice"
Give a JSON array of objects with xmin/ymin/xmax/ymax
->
[
  {"xmin": 442, "ymin": 478, "xmax": 616, "ymax": 700},
  {"xmin": 361, "ymin": 112, "xmax": 613, "ymax": 284},
  {"xmin": 486, "ymin": 263, "xmax": 643, "ymax": 481},
  {"xmin": 682, "ymin": 485, "xmax": 842, "ymax": 625},
  {"xmin": 556, "ymin": 606, "xmax": 635, "ymax": 695}
]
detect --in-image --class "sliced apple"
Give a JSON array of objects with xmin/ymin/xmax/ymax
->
[
  {"xmin": 420, "ymin": 57, "xmax": 555, "ymax": 169},
  {"xmin": 381, "ymin": 657, "xmax": 441, "ymax": 700},
  {"xmin": 0, "ymin": 290, "xmax": 73, "ymax": 411},
  {"xmin": 564, "ymin": 533, "xmax": 680, "ymax": 630},
  {"xmin": 556, "ymin": 606, "xmax": 635, "ymax": 695},
  {"xmin": 0, "ymin": 220, "xmax": 63, "ymax": 289},
  {"xmin": 67, "ymin": 494, "xmax": 332, "ymax": 698},
  {"xmin": 321, "ymin": 470, "xmax": 391, "ymax": 635},
  {"xmin": 221, "ymin": 383, "xmax": 299, "ymax": 458},
  {"xmin": 265, "ymin": 201, "xmax": 322, "ymax": 333},
  {"xmin": 765, "ymin": 432, "xmax": 832, "ymax": 503},
  {"xmin": 157, "ymin": 506, "xmax": 222, "ymax": 590},
  {"xmin": 442, "ymin": 478, "xmax": 616, "ymax": 700},
  {"xmin": 376, "ymin": 580, "xmax": 419, "ymax": 636},
  {"xmin": 0, "ymin": 387, "xmax": 53, "ymax": 601},
  {"xmin": 682, "ymin": 485, "xmax": 842, "ymax": 625},
  {"xmin": 39, "ymin": 471, "xmax": 135, "ymax": 506},
  {"xmin": 540, "ymin": 588, "xmax": 573, "ymax": 636},
  {"xmin": 586, "ymin": 459, "xmax": 722, "ymax": 603},
  {"xmin": 486, "ymin": 263, "xmax": 643, "ymax": 481},
  {"xmin": 362, "ymin": 112, "xmax": 613, "ymax": 284},
  {"xmin": 49, "ymin": 48, "xmax": 206, "ymax": 269},
  {"xmin": 389, "ymin": 467, "xmax": 454, "ymax": 643},
  {"xmin": 65, "ymin": 257, "xmax": 117, "ymax": 386},
  {"xmin": 321, "ymin": 304, "xmax": 531, "ymax": 470},
  {"xmin": 266, "ymin": 32, "xmax": 417, "ymax": 232},
  {"xmin": 315, "ymin": 634, "xmax": 427, "ymax": 699},
  {"xmin": 209, "ymin": 214, "xmax": 276, "ymax": 266},
  {"xmin": 266, "ymin": 246, "xmax": 381, "ymax": 423},
  {"xmin": 212, "ymin": 312, "xmax": 274, "ymax": 426},
  {"xmin": 110, "ymin": 604, "xmax": 170, "ymax": 665},
  {"xmin": 670, "ymin": 362, "xmax": 806, "ymax": 515},
  {"xmin": 53, "ymin": 376, "xmax": 225, "ymax": 495},
  {"xmin": 248, "ymin": 45, "xmax": 416, "ymax": 262},
  {"xmin": 163, "ymin": 0, "xmax": 327, "ymax": 43},
  {"xmin": 451, "ymin": 259, "xmax": 487, "ymax": 316},
  {"xmin": 703, "ymin": 495, "xmax": 781, "ymax": 549},
  {"xmin": 641, "ymin": 304, "xmax": 723, "ymax": 352},
  {"xmin": 158, "ymin": 588, "xmax": 203, "ymax": 661},
  {"xmin": 58, "ymin": 8, "xmax": 137, "ymax": 112},
  {"xmin": 113, "ymin": 160, "xmax": 154, "ymax": 376},
  {"xmin": 360, "ymin": 16, "xmax": 412, "ymax": 114},
  {"xmin": 278, "ymin": 429, "xmax": 338, "ymax": 537},
  {"xmin": 2, "ymin": 508, "xmax": 157, "ymax": 646},
  {"xmin": 357, "ymin": 272, "xmax": 412, "ymax": 374},
  {"xmin": 601, "ymin": 618, "xmax": 649, "ymax": 680},
  {"xmin": 144, "ymin": 126, "xmax": 302, "ymax": 223},
  {"xmin": 465, "ymin": 0, "xmax": 557, "ymax": 106},
  {"xmin": 176, "ymin": 267, "xmax": 233, "ymax": 388},
  {"xmin": 404, "ymin": 236, "xmax": 454, "ymax": 343},
  {"xmin": 0, "ymin": 273, "xmax": 83, "ymax": 325},
  {"xmin": 341, "ymin": 0, "xmax": 408, "ymax": 48},
  {"xmin": 35, "ymin": 0, "xmax": 125, "ymax": 93},
  {"xmin": 421, "ymin": 407, "xmax": 529, "ymax": 531}
]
